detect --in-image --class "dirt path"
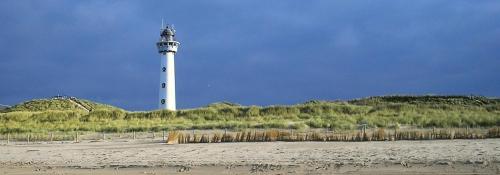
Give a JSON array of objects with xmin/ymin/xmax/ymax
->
[
  {"xmin": 1, "ymin": 139, "xmax": 499, "ymax": 174},
  {"xmin": 67, "ymin": 99, "xmax": 91, "ymax": 112}
]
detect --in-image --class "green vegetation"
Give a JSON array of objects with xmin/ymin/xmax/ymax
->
[
  {"xmin": 1, "ymin": 95, "xmax": 499, "ymax": 134},
  {"xmin": 4, "ymin": 98, "xmax": 120, "ymax": 112}
]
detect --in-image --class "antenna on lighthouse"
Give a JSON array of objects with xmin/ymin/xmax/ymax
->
[{"xmin": 161, "ymin": 18, "xmax": 165, "ymax": 29}]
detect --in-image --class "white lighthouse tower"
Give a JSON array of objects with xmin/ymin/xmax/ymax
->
[{"xmin": 156, "ymin": 24, "xmax": 180, "ymax": 110}]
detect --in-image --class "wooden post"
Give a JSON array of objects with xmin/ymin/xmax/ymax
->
[
  {"xmin": 394, "ymin": 128, "xmax": 397, "ymax": 140},
  {"xmin": 466, "ymin": 126, "xmax": 469, "ymax": 138},
  {"xmin": 362, "ymin": 124, "xmax": 367, "ymax": 141},
  {"xmin": 27, "ymin": 133, "xmax": 30, "ymax": 144},
  {"xmin": 324, "ymin": 128, "xmax": 328, "ymax": 141},
  {"xmin": 50, "ymin": 133, "xmax": 53, "ymax": 142},
  {"xmin": 162, "ymin": 130, "xmax": 166, "ymax": 141},
  {"xmin": 152, "ymin": 132, "xmax": 155, "ymax": 139},
  {"xmin": 432, "ymin": 127, "xmax": 435, "ymax": 139},
  {"xmin": 133, "ymin": 131, "xmax": 136, "ymax": 140},
  {"xmin": 76, "ymin": 132, "xmax": 79, "ymax": 143},
  {"xmin": 7, "ymin": 133, "xmax": 10, "ymax": 144},
  {"xmin": 102, "ymin": 132, "xmax": 106, "ymax": 140}
]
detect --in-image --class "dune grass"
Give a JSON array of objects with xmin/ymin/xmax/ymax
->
[{"xmin": 0, "ymin": 95, "xmax": 499, "ymax": 134}]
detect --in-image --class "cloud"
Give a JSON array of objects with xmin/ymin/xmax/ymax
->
[{"xmin": 0, "ymin": 0, "xmax": 499, "ymax": 110}]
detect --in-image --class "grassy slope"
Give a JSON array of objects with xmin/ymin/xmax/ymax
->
[
  {"xmin": 4, "ymin": 98, "xmax": 120, "ymax": 112},
  {"xmin": 0, "ymin": 95, "xmax": 499, "ymax": 133}
]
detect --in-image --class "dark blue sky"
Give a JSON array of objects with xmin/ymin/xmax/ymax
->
[{"xmin": 1, "ymin": 1, "xmax": 499, "ymax": 111}]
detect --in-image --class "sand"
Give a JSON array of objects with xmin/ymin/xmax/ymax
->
[{"xmin": 1, "ymin": 139, "xmax": 499, "ymax": 174}]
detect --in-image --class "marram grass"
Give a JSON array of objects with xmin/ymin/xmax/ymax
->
[{"xmin": 0, "ymin": 95, "xmax": 499, "ymax": 134}]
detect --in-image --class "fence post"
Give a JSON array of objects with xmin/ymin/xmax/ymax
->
[
  {"xmin": 162, "ymin": 130, "xmax": 166, "ymax": 141},
  {"xmin": 432, "ymin": 127, "xmax": 435, "ymax": 139},
  {"xmin": 27, "ymin": 133, "xmax": 30, "ymax": 144},
  {"xmin": 152, "ymin": 132, "xmax": 155, "ymax": 139},
  {"xmin": 50, "ymin": 132, "xmax": 53, "ymax": 142},
  {"xmin": 363, "ymin": 125, "xmax": 367, "ymax": 141},
  {"xmin": 466, "ymin": 126, "xmax": 469, "ymax": 138},
  {"xmin": 75, "ymin": 132, "xmax": 79, "ymax": 143},
  {"xmin": 7, "ymin": 133, "xmax": 10, "ymax": 144},
  {"xmin": 394, "ymin": 128, "xmax": 397, "ymax": 140},
  {"xmin": 133, "ymin": 131, "xmax": 136, "ymax": 140},
  {"xmin": 102, "ymin": 132, "xmax": 106, "ymax": 140},
  {"xmin": 324, "ymin": 128, "xmax": 328, "ymax": 141}
]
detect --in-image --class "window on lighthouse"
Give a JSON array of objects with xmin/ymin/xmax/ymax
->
[
  {"xmin": 162, "ymin": 67, "xmax": 166, "ymax": 72},
  {"xmin": 162, "ymin": 83, "xmax": 166, "ymax": 88},
  {"xmin": 161, "ymin": 99, "xmax": 165, "ymax": 104}
]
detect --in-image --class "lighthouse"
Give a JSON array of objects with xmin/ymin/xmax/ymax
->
[{"xmin": 156, "ymin": 24, "xmax": 180, "ymax": 110}]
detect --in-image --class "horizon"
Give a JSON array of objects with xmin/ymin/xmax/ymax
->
[
  {"xmin": 1, "ymin": 1, "xmax": 499, "ymax": 110},
  {"xmin": 3, "ymin": 94, "xmax": 499, "ymax": 111}
]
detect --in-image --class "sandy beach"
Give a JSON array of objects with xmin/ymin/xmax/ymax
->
[{"xmin": 1, "ymin": 139, "xmax": 499, "ymax": 174}]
